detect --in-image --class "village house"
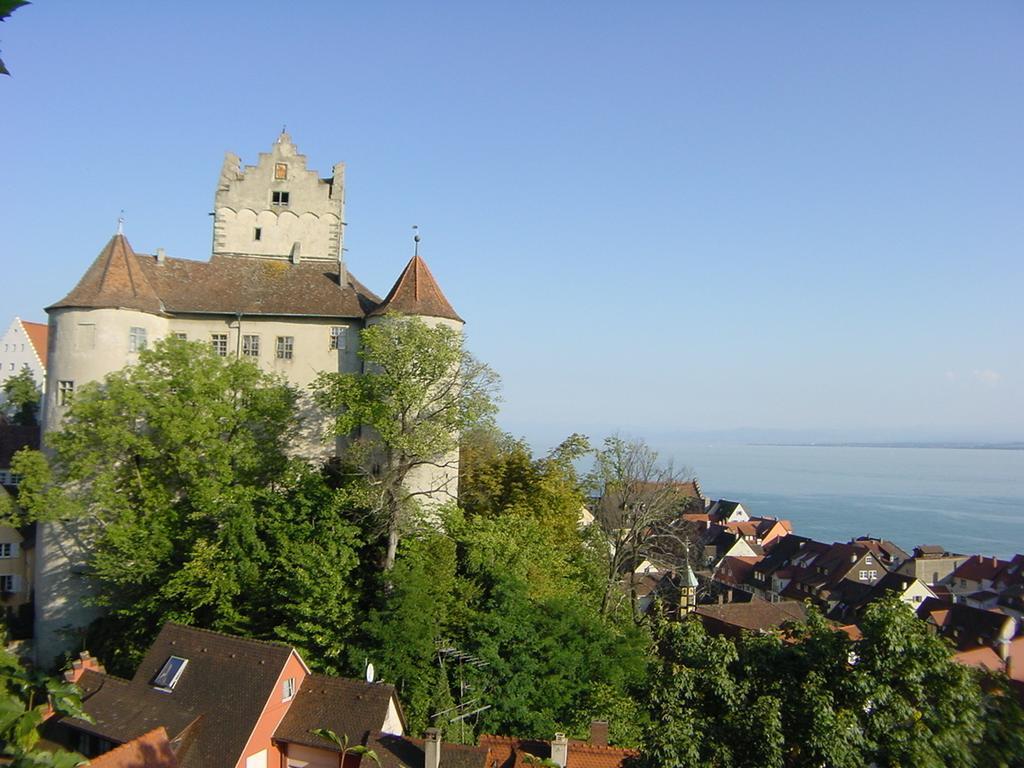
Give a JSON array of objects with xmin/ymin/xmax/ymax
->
[
  {"xmin": 949, "ymin": 555, "xmax": 1013, "ymax": 599},
  {"xmin": 0, "ymin": 420, "xmax": 38, "ymax": 628},
  {"xmin": 0, "ymin": 316, "xmax": 48, "ymax": 394},
  {"xmin": 692, "ymin": 600, "xmax": 808, "ymax": 640},
  {"xmin": 895, "ymin": 545, "xmax": 969, "ymax": 586}
]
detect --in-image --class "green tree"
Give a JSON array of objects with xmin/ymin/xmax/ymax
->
[
  {"xmin": 0, "ymin": 0, "xmax": 29, "ymax": 76},
  {"xmin": 307, "ymin": 729, "xmax": 380, "ymax": 768},
  {"xmin": 11, "ymin": 338, "xmax": 330, "ymax": 671},
  {"xmin": 314, "ymin": 316, "xmax": 499, "ymax": 571},
  {"xmin": 0, "ymin": 644, "xmax": 88, "ymax": 766},
  {"xmin": 2, "ymin": 366, "xmax": 41, "ymax": 426}
]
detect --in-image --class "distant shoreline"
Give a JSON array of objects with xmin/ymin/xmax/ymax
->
[{"xmin": 751, "ymin": 442, "xmax": 1024, "ymax": 451}]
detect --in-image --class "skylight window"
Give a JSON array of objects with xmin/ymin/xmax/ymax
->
[{"xmin": 153, "ymin": 656, "xmax": 189, "ymax": 690}]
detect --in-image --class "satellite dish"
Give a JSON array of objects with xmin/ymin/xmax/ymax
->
[{"xmin": 365, "ymin": 662, "xmax": 375, "ymax": 683}]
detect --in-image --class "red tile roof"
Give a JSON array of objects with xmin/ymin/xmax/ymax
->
[
  {"xmin": 49, "ymin": 235, "xmax": 381, "ymax": 318},
  {"xmin": 88, "ymin": 727, "xmax": 178, "ymax": 768},
  {"xmin": 369, "ymin": 254, "xmax": 462, "ymax": 322},
  {"xmin": 51, "ymin": 234, "xmax": 162, "ymax": 313},
  {"xmin": 952, "ymin": 555, "xmax": 1011, "ymax": 583},
  {"xmin": 478, "ymin": 735, "xmax": 636, "ymax": 768},
  {"xmin": 20, "ymin": 320, "xmax": 49, "ymax": 368}
]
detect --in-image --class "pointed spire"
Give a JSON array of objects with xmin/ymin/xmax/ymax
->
[
  {"xmin": 48, "ymin": 234, "xmax": 162, "ymax": 313},
  {"xmin": 369, "ymin": 244, "xmax": 463, "ymax": 322}
]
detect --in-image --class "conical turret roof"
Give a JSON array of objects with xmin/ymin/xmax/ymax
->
[
  {"xmin": 369, "ymin": 254, "xmax": 462, "ymax": 322},
  {"xmin": 49, "ymin": 234, "xmax": 163, "ymax": 314}
]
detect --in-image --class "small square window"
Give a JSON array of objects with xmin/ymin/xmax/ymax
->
[
  {"xmin": 329, "ymin": 326, "xmax": 346, "ymax": 351},
  {"xmin": 0, "ymin": 543, "xmax": 12, "ymax": 558},
  {"xmin": 276, "ymin": 336, "xmax": 294, "ymax": 360},
  {"xmin": 58, "ymin": 380, "xmax": 74, "ymax": 406},
  {"xmin": 271, "ymin": 191, "xmax": 290, "ymax": 207},
  {"xmin": 211, "ymin": 334, "xmax": 229, "ymax": 357},
  {"xmin": 242, "ymin": 335, "xmax": 260, "ymax": 357},
  {"xmin": 282, "ymin": 677, "xmax": 295, "ymax": 701},
  {"xmin": 275, "ymin": 163, "xmax": 288, "ymax": 180},
  {"xmin": 129, "ymin": 326, "xmax": 147, "ymax": 353},
  {"xmin": 173, "ymin": 332, "xmax": 188, "ymax": 341},
  {"xmin": 254, "ymin": 227, "xmax": 262, "ymax": 241}
]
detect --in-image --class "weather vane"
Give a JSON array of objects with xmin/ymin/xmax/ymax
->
[
  {"xmin": 412, "ymin": 224, "xmax": 421, "ymax": 256},
  {"xmin": 117, "ymin": 210, "xmax": 125, "ymax": 235}
]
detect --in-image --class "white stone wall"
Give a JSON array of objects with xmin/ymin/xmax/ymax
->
[
  {"xmin": 0, "ymin": 318, "xmax": 46, "ymax": 394},
  {"xmin": 213, "ymin": 135, "xmax": 344, "ymax": 262}
]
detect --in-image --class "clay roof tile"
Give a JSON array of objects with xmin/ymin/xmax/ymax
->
[
  {"xmin": 369, "ymin": 254, "xmax": 462, "ymax": 322},
  {"xmin": 49, "ymin": 234, "xmax": 163, "ymax": 314}
]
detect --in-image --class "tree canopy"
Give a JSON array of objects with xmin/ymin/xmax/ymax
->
[
  {"xmin": 314, "ymin": 315, "xmax": 499, "ymax": 571},
  {"xmin": 2, "ymin": 366, "xmax": 40, "ymax": 426}
]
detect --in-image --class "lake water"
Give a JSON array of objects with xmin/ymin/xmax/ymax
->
[{"xmin": 650, "ymin": 442, "xmax": 1024, "ymax": 560}]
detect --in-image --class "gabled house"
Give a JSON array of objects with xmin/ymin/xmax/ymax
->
[
  {"xmin": 950, "ymin": 555, "xmax": 1012, "ymax": 597},
  {"xmin": 917, "ymin": 597, "xmax": 1018, "ymax": 654},
  {"xmin": 779, "ymin": 541, "xmax": 900, "ymax": 617},
  {"xmin": 706, "ymin": 500, "xmax": 750, "ymax": 524},
  {"xmin": 693, "ymin": 600, "xmax": 807, "ymax": 640},
  {"xmin": 47, "ymin": 623, "xmax": 406, "ymax": 768},
  {"xmin": 0, "ymin": 316, "xmax": 48, "ymax": 393},
  {"xmin": 831, "ymin": 571, "xmax": 938, "ymax": 622}
]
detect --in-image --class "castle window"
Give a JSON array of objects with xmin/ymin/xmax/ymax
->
[
  {"xmin": 129, "ymin": 327, "xmax": 147, "ymax": 353},
  {"xmin": 275, "ymin": 163, "xmax": 288, "ymax": 180},
  {"xmin": 173, "ymin": 332, "xmax": 188, "ymax": 341},
  {"xmin": 254, "ymin": 227, "xmax": 262, "ymax": 241},
  {"xmin": 271, "ymin": 191, "xmax": 290, "ymax": 207},
  {"xmin": 211, "ymin": 334, "xmax": 229, "ymax": 357},
  {"xmin": 330, "ymin": 326, "xmax": 346, "ymax": 351},
  {"xmin": 242, "ymin": 335, "xmax": 260, "ymax": 357},
  {"xmin": 276, "ymin": 336, "xmax": 294, "ymax": 360},
  {"xmin": 58, "ymin": 380, "xmax": 74, "ymax": 406}
]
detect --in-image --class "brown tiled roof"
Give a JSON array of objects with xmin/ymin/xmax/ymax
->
[
  {"xmin": 88, "ymin": 727, "xmax": 178, "ymax": 768},
  {"xmin": 917, "ymin": 597, "xmax": 1017, "ymax": 651},
  {"xmin": 364, "ymin": 732, "xmax": 491, "ymax": 768},
  {"xmin": 49, "ymin": 235, "xmax": 380, "ymax": 318},
  {"xmin": 273, "ymin": 674, "xmax": 400, "ymax": 751},
  {"xmin": 63, "ymin": 624, "xmax": 295, "ymax": 768},
  {"xmin": 694, "ymin": 600, "xmax": 807, "ymax": 635},
  {"xmin": 368, "ymin": 254, "xmax": 462, "ymax": 322},
  {"xmin": 0, "ymin": 423, "xmax": 40, "ymax": 469},
  {"xmin": 478, "ymin": 735, "xmax": 637, "ymax": 768},
  {"xmin": 49, "ymin": 235, "xmax": 163, "ymax": 313},
  {"xmin": 952, "ymin": 555, "xmax": 1010, "ymax": 583},
  {"xmin": 20, "ymin": 320, "xmax": 49, "ymax": 368}
]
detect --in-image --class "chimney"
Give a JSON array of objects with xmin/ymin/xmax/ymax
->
[
  {"xmin": 156, "ymin": 247, "xmax": 166, "ymax": 264},
  {"xmin": 590, "ymin": 720, "xmax": 609, "ymax": 746},
  {"xmin": 63, "ymin": 650, "xmax": 106, "ymax": 684},
  {"xmin": 551, "ymin": 733, "xmax": 568, "ymax": 768},
  {"xmin": 850, "ymin": 553, "xmax": 857, "ymax": 563},
  {"xmin": 424, "ymin": 727, "xmax": 441, "ymax": 768},
  {"xmin": 290, "ymin": 241, "xmax": 301, "ymax": 264}
]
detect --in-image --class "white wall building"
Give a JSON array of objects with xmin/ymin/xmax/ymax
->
[{"xmin": 0, "ymin": 317, "xmax": 48, "ymax": 395}]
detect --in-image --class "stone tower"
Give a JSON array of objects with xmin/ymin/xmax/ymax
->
[
  {"xmin": 213, "ymin": 131, "xmax": 346, "ymax": 265},
  {"xmin": 367, "ymin": 246, "xmax": 465, "ymax": 505}
]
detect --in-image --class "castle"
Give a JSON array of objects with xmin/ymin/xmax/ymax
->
[{"xmin": 36, "ymin": 133, "xmax": 464, "ymax": 662}]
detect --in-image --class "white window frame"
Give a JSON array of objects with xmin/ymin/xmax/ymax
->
[
  {"xmin": 129, "ymin": 326, "xmax": 147, "ymax": 353},
  {"xmin": 282, "ymin": 676, "xmax": 295, "ymax": 701},
  {"xmin": 330, "ymin": 326, "xmax": 347, "ymax": 351},
  {"xmin": 276, "ymin": 336, "xmax": 294, "ymax": 360},
  {"xmin": 242, "ymin": 334, "xmax": 260, "ymax": 357},
  {"xmin": 211, "ymin": 334, "xmax": 229, "ymax": 357},
  {"xmin": 0, "ymin": 543, "xmax": 14, "ymax": 558},
  {"xmin": 0, "ymin": 574, "xmax": 16, "ymax": 593},
  {"xmin": 858, "ymin": 570, "xmax": 868, "ymax": 580}
]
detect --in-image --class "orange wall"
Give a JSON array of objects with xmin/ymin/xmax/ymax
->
[{"xmin": 235, "ymin": 650, "xmax": 310, "ymax": 768}]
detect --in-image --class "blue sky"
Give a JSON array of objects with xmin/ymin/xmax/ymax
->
[{"xmin": 2, "ymin": 1, "xmax": 1021, "ymax": 442}]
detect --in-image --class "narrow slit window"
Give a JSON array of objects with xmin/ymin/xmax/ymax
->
[{"xmin": 254, "ymin": 227, "xmax": 262, "ymax": 241}]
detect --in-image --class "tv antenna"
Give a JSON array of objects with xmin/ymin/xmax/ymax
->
[{"xmin": 432, "ymin": 643, "xmax": 491, "ymax": 742}]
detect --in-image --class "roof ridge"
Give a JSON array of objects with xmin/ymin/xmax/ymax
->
[{"xmin": 162, "ymin": 622, "xmax": 294, "ymax": 650}]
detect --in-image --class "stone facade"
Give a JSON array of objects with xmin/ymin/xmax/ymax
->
[{"xmin": 35, "ymin": 134, "xmax": 464, "ymax": 664}]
